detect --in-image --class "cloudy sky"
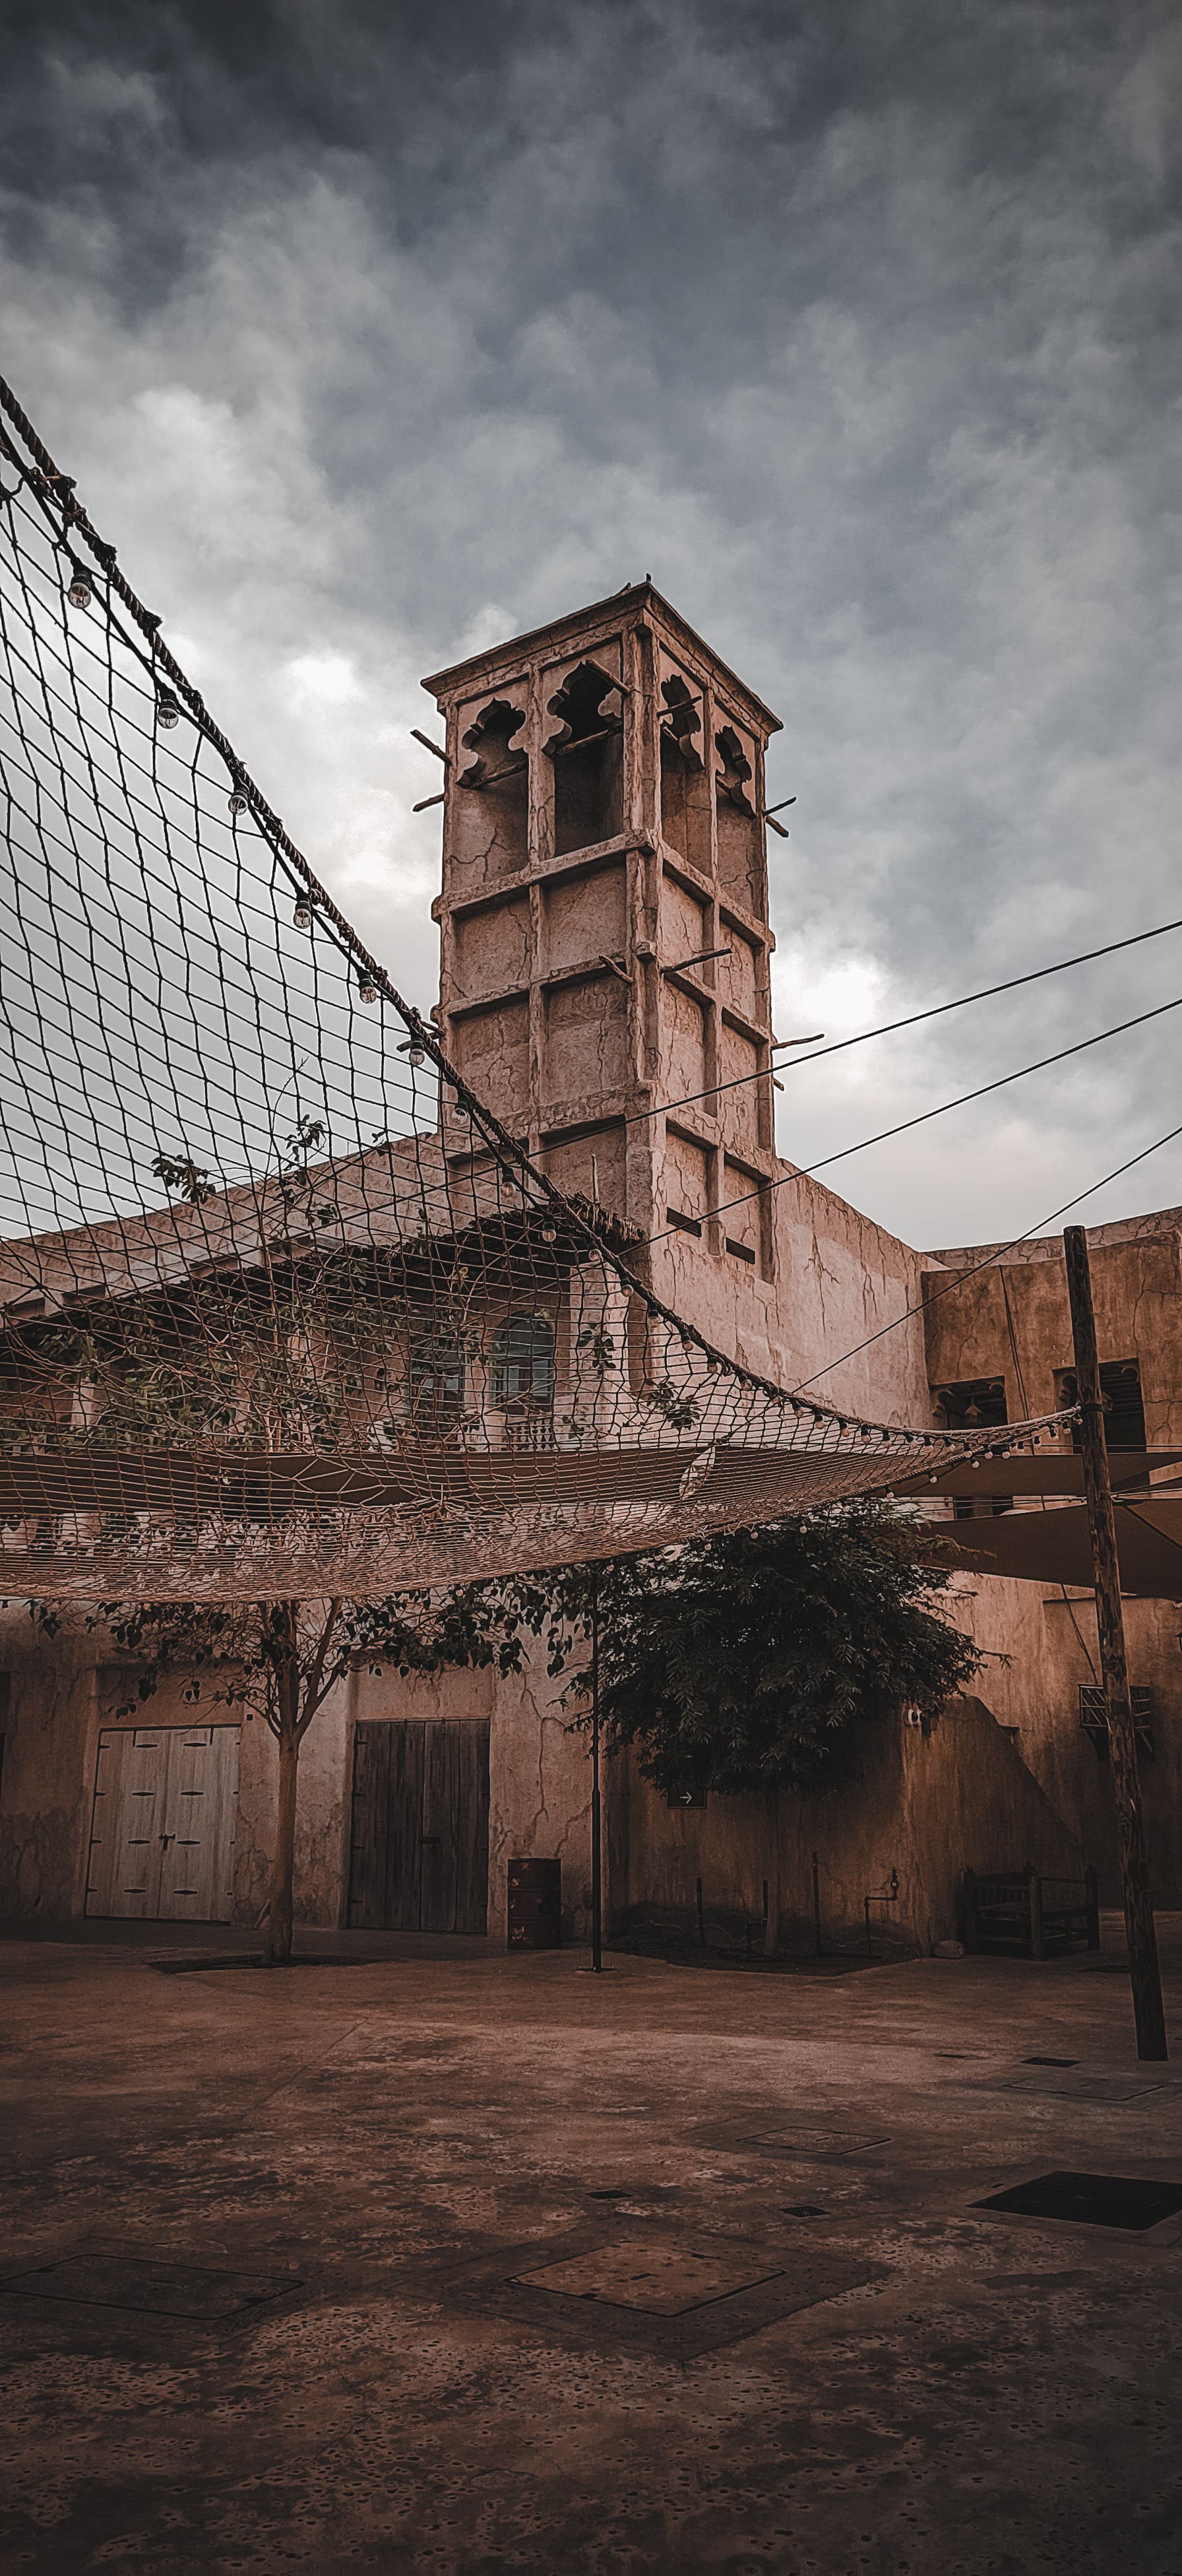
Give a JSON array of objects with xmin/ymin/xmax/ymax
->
[{"xmin": 3, "ymin": 0, "xmax": 1180, "ymax": 1249}]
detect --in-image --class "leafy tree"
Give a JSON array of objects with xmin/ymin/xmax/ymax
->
[{"xmin": 495, "ymin": 1503, "xmax": 981, "ymax": 1799}]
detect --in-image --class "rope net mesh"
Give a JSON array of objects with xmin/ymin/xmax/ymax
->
[{"xmin": 0, "ymin": 381, "xmax": 1051, "ymax": 1601}]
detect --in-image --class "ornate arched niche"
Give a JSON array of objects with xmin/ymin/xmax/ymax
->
[
  {"xmin": 545, "ymin": 660, "xmax": 623, "ymax": 856},
  {"xmin": 714, "ymin": 722, "xmax": 761, "ymax": 912},
  {"xmin": 454, "ymin": 695, "xmax": 528, "ymax": 879},
  {"xmin": 658, "ymin": 673, "xmax": 708, "ymax": 874}
]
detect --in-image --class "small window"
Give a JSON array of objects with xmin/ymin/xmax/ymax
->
[
  {"xmin": 409, "ymin": 1336, "xmax": 466, "ymax": 1429},
  {"xmin": 1079, "ymin": 1683, "xmax": 1153, "ymax": 1758},
  {"xmin": 490, "ymin": 1313, "xmax": 555, "ymax": 1410},
  {"xmin": 1059, "ymin": 1359, "xmax": 1146, "ymax": 1454}
]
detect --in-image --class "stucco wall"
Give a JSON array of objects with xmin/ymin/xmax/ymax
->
[
  {"xmin": 940, "ymin": 1571, "xmax": 1182, "ymax": 1904},
  {"xmin": 652, "ymin": 1168, "xmax": 931, "ymax": 1425},
  {"xmin": 920, "ymin": 1211, "xmax": 1182, "ymax": 1905},
  {"xmin": 923, "ymin": 1219, "xmax": 1182, "ymax": 1436},
  {"xmin": 0, "ymin": 1603, "xmax": 601, "ymax": 1943},
  {"xmin": 615, "ymin": 1694, "xmax": 1084, "ymax": 1956}
]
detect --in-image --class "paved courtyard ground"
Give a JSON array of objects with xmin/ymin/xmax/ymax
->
[{"xmin": 1, "ymin": 1916, "xmax": 1181, "ymax": 2575}]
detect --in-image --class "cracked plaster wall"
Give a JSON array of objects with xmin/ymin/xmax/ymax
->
[
  {"xmin": 619, "ymin": 1694, "xmax": 1084, "ymax": 1957},
  {"xmin": 921, "ymin": 1220, "xmax": 1182, "ymax": 1904}
]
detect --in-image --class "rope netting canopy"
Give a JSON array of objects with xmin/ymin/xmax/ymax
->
[{"xmin": 0, "ymin": 377, "xmax": 1064, "ymax": 1601}]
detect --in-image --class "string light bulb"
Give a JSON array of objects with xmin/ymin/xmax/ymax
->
[
  {"xmin": 67, "ymin": 567, "xmax": 93, "ymax": 610},
  {"xmin": 357, "ymin": 972, "xmax": 379, "ymax": 1006},
  {"xmin": 292, "ymin": 895, "xmax": 312, "ymax": 932},
  {"xmin": 228, "ymin": 789, "xmax": 248, "ymax": 816},
  {"xmin": 155, "ymin": 691, "xmax": 180, "ymax": 731},
  {"xmin": 541, "ymin": 1221, "xmax": 557, "ymax": 1244},
  {"xmin": 406, "ymin": 1038, "xmax": 425, "ymax": 1067}
]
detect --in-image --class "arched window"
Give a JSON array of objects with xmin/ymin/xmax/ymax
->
[{"xmin": 490, "ymin": 1313, "xmax": 555, "ymax": 1410}]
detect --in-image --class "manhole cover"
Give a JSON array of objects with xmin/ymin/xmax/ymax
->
[
  {"xmin": 974, "ymin": 2172, "xmax": 1182, "ymax": 2232},
  {"xmin": 0, "ymin": 2253, "xmax": 301, "ymax": 2319},
  {"xmin": 513, "ymin": 2242, "xmax": 783, "ymax": 2315}
]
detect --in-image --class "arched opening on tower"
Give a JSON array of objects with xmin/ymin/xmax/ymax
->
[
  {"xmin": 658, "ymin": 679, "xmax": 709, "ymax": 873},
  {"xmin": 714, "ymin": 724, "xmax": 761, "ymax": 915},
  {"xmin": 456, "ymin": 697, "xmax": 529, "ymax": 879},
  {"xmin": 546, "ymin": 662, "xmax": 623, "ymax": 856}
]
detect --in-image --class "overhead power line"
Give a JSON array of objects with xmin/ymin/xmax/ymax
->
[
  {"xmin": 788, "ymin": 1111, "xmax": 1182, "ymax": 1397},
  {"xmin": 523, "ymin": 905, "xmax": 1182, "ymax": 1153},
  {"xmin": 647, "ymin": 990, "xmax": 1182, "ymax": 1245}
]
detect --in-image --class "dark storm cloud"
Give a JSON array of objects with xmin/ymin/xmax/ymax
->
[{"xmin": 2, "ymin": 1, "xmax": 1181, "ymax": 1244}]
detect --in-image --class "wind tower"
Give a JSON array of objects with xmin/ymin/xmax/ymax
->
[{"xmin": 423, "ymin": 581, "xmax": 783, "ymax": 1277}]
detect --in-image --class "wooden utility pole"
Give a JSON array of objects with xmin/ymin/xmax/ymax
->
[
  {"xmin": 1063, "ymin": 1227, "xmax": 1167, "ymax": 2060},
  {"xmin": 590, "ymin": 1563, "xmax": 603, "ymax": 1973}
]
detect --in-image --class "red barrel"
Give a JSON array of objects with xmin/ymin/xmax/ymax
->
[{"xmin": 507, "ymin": 1857, "xmax": 562, "ymax": 1949}]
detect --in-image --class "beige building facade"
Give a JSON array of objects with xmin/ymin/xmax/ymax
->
[{"xmin": 1, "ymin": 587, "xmax": 1178, "ymax": 1948}]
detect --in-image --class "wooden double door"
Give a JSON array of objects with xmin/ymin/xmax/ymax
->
[
  {"xmin": 85, "ymin": 1723, "xmax": 239, "ymax": 1921},
  {"xmin": 348, "ymin": 1719, "xmax": 489, "ymax": 1934}
]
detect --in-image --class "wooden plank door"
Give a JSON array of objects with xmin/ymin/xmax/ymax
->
[
  {"xmin": 420, "ymin": 1720, "xmax": 460, "ymax": 1931},
  {"xmin": 86, "ymin": 1725, "xmax": 239, "ymax": 1921},
  {"xmin": 387, "ymin": 1722, "xmax": 427, "ymax": 1931},
  {"xmin": 348, "ymin": 1721, "xmax": 425, "ymax": 1931},
  {"xmin": 348, "ymin": 1719, "xmax": 489, "ymax": 1933},
  {"xmin": 86, "ymin": 1728, "xmax": 168, "ymax": 1917},
  {"xmin": 157, "ymin": 1725, "xmax": 239, "ymax": 1921}
]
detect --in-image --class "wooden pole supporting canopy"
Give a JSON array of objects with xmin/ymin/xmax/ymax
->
[
  {"xmin": 590, "ymin": 1563, "xmax": 603, "ymax": 1975},
  {"xmin": 1063, "ymin": 1225, "xmax": 1167, "ymax": 2061}
]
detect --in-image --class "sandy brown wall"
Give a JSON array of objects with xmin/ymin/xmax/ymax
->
[
  {"xmin": 943, "ymin": 1572, "xmax": 1182, "ymax": 1905},
  {"xmin": 614, "ymin": 1695, "xmax": 1084, "ymax": 1956}
]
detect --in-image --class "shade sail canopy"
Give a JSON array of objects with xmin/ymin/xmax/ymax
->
[
  {"xmin": 898, "ymin": 1450, "xmax": 1182, "ymax": 1500},
  {"xmin": 921, "ymin": 1497, "xmax": 1182, "ymax": 1595}
]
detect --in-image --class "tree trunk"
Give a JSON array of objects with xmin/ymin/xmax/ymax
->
[
  {"xmin": 264, "ymin": 1716, "xmax": 300, "ymax": 1965},
  {"xmin": 763, "ymin": 1789, "xmax": 782, "ymax": 1956}
]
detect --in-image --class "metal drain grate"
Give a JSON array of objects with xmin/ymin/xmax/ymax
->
[
  {"xmin": 974, "ymin": 2171, "xmax": 1182, "ymax": 2232},
  {"xmin": 0, "ymin": 2251, "xmax": 302, "ymax": 2319}
]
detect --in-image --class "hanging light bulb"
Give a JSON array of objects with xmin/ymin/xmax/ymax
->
[
  {"xmin": 541, "ymin": 1221, "xmax": 557, "ymax": 1244},
  {"xmin": 292, "ymin": 895, "xmax": 312, "ymax": 932},
  {"xmin": 67, "ymin": 566, "xmax": 93, "ymax": 610},
  {"xmin": 155, "ymin": 691, "xmax": 180, "ymax": 731},
  {"xmin": 228, "ymin": 789, "xmax": 248, "ymax": 816},
  {"xmin": 357, "ymin": 972, "xmax": 379, "ymax": 1006},
  {"xmin": 406, "ymin": 1038, "xmax": 425, "ymax": 1067}
]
